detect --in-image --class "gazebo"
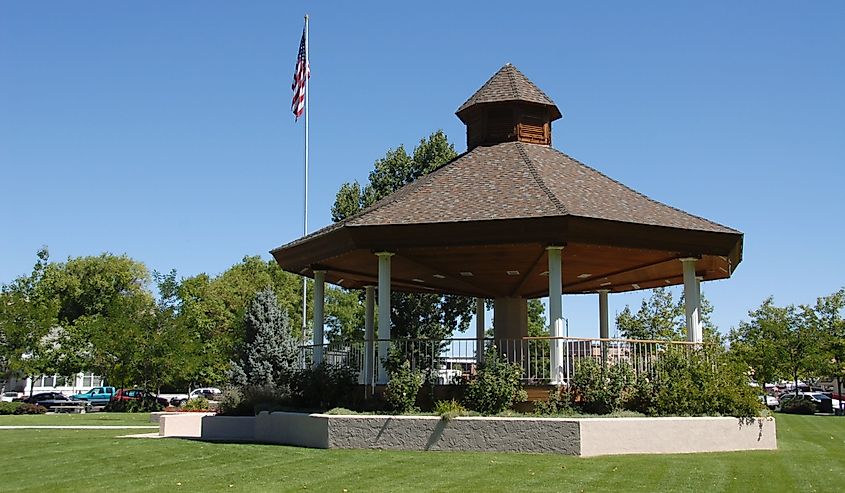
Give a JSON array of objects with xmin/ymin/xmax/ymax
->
[{"xmin": 271, "ymin": 64, "xmax": 743, "ymax": 385}]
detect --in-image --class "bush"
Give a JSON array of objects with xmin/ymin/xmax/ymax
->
[
  {"xmin": 463, "ymin": 346, "xmax": 527, "ymax": 415},
  {"xmin": 625, "ymin": 373, "xmax": 658, "ymax": 416},
  {"xmin": 104, "ymin": 397, "xmax": 163, "ymax": 413},
  {"xmin": 434, "ymin": 399, "xmax": 467, "ymax": 420},
  {"xmin": 780, "ymin": 398, "xmax": 816, "ymax": 415},
  {"xmin": 182, "ymin": 397, "xmax": 210, "ymax": 411},
  {"xmin": 0, "ymin": 401, "xmax": 46, "ymax": 415},
  {"xmin": 648, "ymin": 346, "xmax": 763, "ymax": 417},
  {"xmin": 218, "ymin": 385, "xmax": 290, "ymax": 416},
  {"xmin": 384, "ymin": 360, "xmax": 424, "ymax": 413},
  {"xmin": 294, "ymin": 362, "xmax": 358, "ymax": 409},
  {"xmin": 533, "ymin": 386, "xmax": 573, "ymax": 415},
  {"xmin": 571, "ymin": 358, "xmax": 633, "ymax": 415}
]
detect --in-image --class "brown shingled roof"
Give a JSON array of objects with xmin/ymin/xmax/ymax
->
[
  {"xmin": 343, "ymin": 141, "xmax": 736, "ymax": 234},
  {"xmin": 456, "ymin": 64, "xmax": 562, "ymax": 121}
]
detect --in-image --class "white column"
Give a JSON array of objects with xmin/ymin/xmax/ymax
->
[
  {"xmin": 681, "ymin": 258, "xmax": 702, "ymax": 343},
  {"xmin": 547, "ymin": 246, "xmax": 564, "ymax": 384},
  {"xmin": 598, "ymin": 289, "xmax": 609, "ymax": 366},
  {"xmin": 475, "ymin": 298, "xmax": 486, "ymax": 364},
  {"xmin": 376, "ymin": 252, "xmax": 393, "ymax": 384},
  {"xmin": 363, "ymin": 285, "xmax": 375, "ymax": 386},
  {"xmin": 598, "ymin": 290, "xmax": 609, "ymax": 339},
  {"xmin": 312, "ymin": 270, "xmax": 326, "ymax": 366}
]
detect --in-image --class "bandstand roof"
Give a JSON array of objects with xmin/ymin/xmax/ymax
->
[{"xmin": 271, "ymin": 65, "xmax": 743, "ymax": 299}]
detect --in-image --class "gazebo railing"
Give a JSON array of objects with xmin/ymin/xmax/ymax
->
[{"xmin": 299, "ymin": 336, "xmax": 703, "ymax": 386}]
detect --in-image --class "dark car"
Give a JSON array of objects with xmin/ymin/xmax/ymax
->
[
  {"xmin": 114, "ymin": 389, "xmax": 169, "ymax": 407},
  {"xmin": 19, "ymin": 392, "xmax": 79, "ymax": 410}
]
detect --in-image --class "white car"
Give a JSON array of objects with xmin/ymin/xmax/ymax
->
[
  {"xmin": 760, "ymin": 394, "xmax": 779, "ymax": 410},
  {"xmin": 1, "ymin": 391, "xmax": 23, "ymax": 402},
  {"xmin": 170, "ymin": 387, "xmax": 222, "ymax": 406}
]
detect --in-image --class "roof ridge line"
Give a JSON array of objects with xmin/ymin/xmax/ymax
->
[
  {"xmin": 517, "ymin": 142, "xmax": 568, "ymax": 215},
  {"xmin": 549, "ymin": 147, "xmax": 740, "ymax": 234},
  {"xmin": 506, "ymin": 65, "xmax": 520, "ymax": 99}
]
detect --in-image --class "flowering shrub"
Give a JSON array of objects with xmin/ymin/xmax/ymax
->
[
  {"xmin": 384, "ymin": 360, "xmax": 424, "ymax": 413},
  {"xmin": 464, "ymin": 346, "xmax": 527, "ymax": 415}
]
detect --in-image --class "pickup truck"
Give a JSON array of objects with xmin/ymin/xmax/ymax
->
[{"xmin": 71, "ymin": 386, "xmax": 116, "ymax": 406}]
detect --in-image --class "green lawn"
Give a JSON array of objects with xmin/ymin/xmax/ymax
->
[
  {"xmin": 0, "ymin": 414, "xmax": 842, "ymax": 492},
  {"xmin": 0, "ymin": 412, "xmax": 154, "ymax": 426}
]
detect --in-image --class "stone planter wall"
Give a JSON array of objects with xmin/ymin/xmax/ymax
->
[{"xmin": 158, "ymin": 412, "xmax": 777, "ymax": 456}]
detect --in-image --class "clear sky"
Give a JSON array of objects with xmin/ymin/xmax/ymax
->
[{"xmin": 1, "ymin": 1, "xmax": 843, "ymax": 337}]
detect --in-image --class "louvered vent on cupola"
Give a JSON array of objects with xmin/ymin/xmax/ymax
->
[{"xmin": 455, "ymin": 64, "xmax": 562, "ymax": 151}]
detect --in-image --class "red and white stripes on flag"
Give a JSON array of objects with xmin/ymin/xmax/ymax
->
[{"xmin": 291, "ymin": 27, "xmax": 309, "ymax": 120}]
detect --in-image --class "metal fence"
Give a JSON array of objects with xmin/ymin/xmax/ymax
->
[{"xmin": 299, "ymin": 336, "xmax": 703, "ymax": 386}]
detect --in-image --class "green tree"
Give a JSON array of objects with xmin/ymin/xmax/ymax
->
[
  {"xmin": 729, "ymin": 296, "xmax": 828, "ymax": 391},
  {"xmin": 176, "ymin": 257, "xmax": 305, "ymax": 386},
  {"xmin": 330, "ymin": 131, "xmax": 475, "ymax": 344},
  {"xmin": 229, "ymin": 288, "xmax": 298, "ymax": 389},
  {"xmin": 616, "ymin": 287, "xmax": 719, "ymax": 341},
  {"xmin": 0, "ymin": 248, "xmax": 59, "ymax": 394},
  {"xmin": 803, "ymin": 288, "xmax": 845, "ymax": 389}
]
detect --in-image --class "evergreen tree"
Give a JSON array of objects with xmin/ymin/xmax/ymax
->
[{"xmin": 229, "ymin": 288, "xmax": 298, "ymax": 388}]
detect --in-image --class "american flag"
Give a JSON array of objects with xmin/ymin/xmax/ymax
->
[{"xmin": 291, "ymin": 27, "xmax": 309, "ymax": 120}]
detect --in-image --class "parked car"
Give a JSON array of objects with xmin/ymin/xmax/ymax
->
[
  {"xmin": 1, "ymin": 391, "xmax": 22, "ymax": 402},
  {"xmin": 779, "ymin": 392, "xmax": 833, "ymax": 413},
  {"xmin": 19, "ymin": 392, "xmax": 84, "ymax": 411},
  {"xmin": 170, "ymin": 387, "xmax": 222, "ymax": 407},
  {"xmin": 113, "ymin": 389, "xmax": 169, "ymax": 407},
  {"xmin": 70, "ymin": 386, "xmax": 116, "ymax": 406},
  {"xmin": 759, "ymin": 394, "xmax": 779, "ymax": 410}
]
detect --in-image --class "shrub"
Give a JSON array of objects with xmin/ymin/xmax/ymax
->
[
  {"xmin": 571, "ymin": 358, "xmax": 633, "ymax": 414},
  {"xmin": 14, "ymin": 403, "xmax": 47, "ymax": 415},
  {"xmin": 533, "ymin": 386, "xmax": 573, "ymax": 415},
  {"xmin": 384, "ymin": 360, "xmax": 424, "ymax": 413},
  {"xmin": 434, "ymin": 399, "xmax": 467, "ymax": 420},
  {"xmin": 105, "ymin": 397, "xmax": 163, "ymax": 413},
  {"xmin": 648, "ymin": 346, "xmax": 763, "ymax": 417},
  {"xmin": 0, "ymin": 402, "xmax": 45, "ymax": 414},
  {"xmin": 294, "ymin": 362, "xmax": 358, "ymax": 409},
  {"xmin": 625, "ymin": 373, "xmax": 658, "ymax": 416},
  {"xmin": 182, "ymin": 397, "xmax": 210, "ymax": 411},
  {"xmin": 218, "ymin": 385, "xmax": 289, "ymax": 416},
  {"xmin": 464, "ymin": 346, "xmax": 527, "ymax": 415},
  {"xmin": 780, "ymin": 398, "xmax": 816, "ymax": 415}
]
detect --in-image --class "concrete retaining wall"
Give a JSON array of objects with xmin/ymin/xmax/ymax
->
[
  {"xmin": 158, "ymin": 412, "xmax": 776, "ymax": 456},
  {"xmin": 578, "ymin": 416, "xmax": 777, "ymax": 457}
]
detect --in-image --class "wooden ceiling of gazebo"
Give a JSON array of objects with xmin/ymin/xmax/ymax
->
[{"xmin": 271, "ymin": 65, "xmax": 743, "ymax": 299}]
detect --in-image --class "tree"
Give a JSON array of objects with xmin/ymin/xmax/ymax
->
[
  {"xmin": 729, "ymin": 296, "xmax": 828, "ymax": 391},
  {"xmin": 330, "ymin": 131, "xmax": 475, "ymax": 344},
  {"xmin": 0, "ymin": 248, "xmax": 58, "ymax": 394},
  {"xmin": 229, "ymin": 288, "xmax": 298, "ymax": 389},
  {"xmin": 803, "ymin": 288, "xmax": 845, "ymax": 391},
  {"xmin": 615, "ymin": 287, "xmax": 719, "ymax": 341},
  {"xmin": 176, "ymin": 256, "xmax": 305, "ymax": 385}
]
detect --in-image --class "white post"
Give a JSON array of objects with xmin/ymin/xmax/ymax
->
[
  {"xmin": 475, "ymin": 298, "xmax": 486, "ymax": 364},
  {"xmin": 681, "ymin": 258, "xmax": 702, "ymax": 343},
  {"xmin": 312, "ymin": 270, "xmax": 325, "ymax": 366},
  {"xmin": 376, "ymin": 252, "xmax": 394, "ymax": 384},
  {"xmin": 547, "ymin": 246, "xmax": 564, "ymax": 384},
  {"xmin": 363, "ymin": 286, "xmax": 375, "ymax": 386},
  {"xmin": 598, "ymin": 289, "xmax": 609, "ymax": 366}
]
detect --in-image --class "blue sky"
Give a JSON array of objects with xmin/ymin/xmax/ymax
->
[{"xmin": 1, "ymin": 1, "xmax": 843, "ymax": 337}]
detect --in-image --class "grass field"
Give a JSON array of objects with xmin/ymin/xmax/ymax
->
[
  {"xmin": 0, "ymin": 413, "xmax": 842, "ymax": 492},
  {"xmin": 0, "ymin": 412, "xmax": 153, "ymax": 426}
]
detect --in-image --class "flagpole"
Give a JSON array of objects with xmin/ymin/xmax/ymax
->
[{"xmin": 301, "ymin": 14, "xmax": 310, "ymax": 345}]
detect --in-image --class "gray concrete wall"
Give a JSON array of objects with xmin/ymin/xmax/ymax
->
[
  {"xmin": 159, "ymin": 412, "xmax": 777, "ymax": 457},
  {"xmin": 326, "ymin": 415, "xmax": 580, "ymax": 454},
  {"xmin": 200, "ymin": 415, "xmax": 255, "ymax": 442},
  {"xmin": 577, "ymin": 416, "xmax": 778, "ymax": 457},
  {"xmin": 255, "ymin": 412, "xmax": 329, "ymax": 448}
]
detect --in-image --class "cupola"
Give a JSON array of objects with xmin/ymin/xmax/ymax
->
[{"xmin": 455, "ymin": 64, "xmax": 562, "ymax": 150}]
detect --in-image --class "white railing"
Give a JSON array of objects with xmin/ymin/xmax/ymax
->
[{"xmin": 299, "ymin": 336, "xmax": 702, "ymax": 386}]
